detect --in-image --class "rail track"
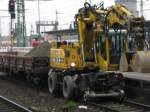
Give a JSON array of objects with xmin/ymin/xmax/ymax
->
[
  {"xmin": 1, "ymin": 73, "xmax": 150, "ymax": 112},
  {"xmin": 0, "ymin": 95, "xmax": 32, "ymax": 112},
  {"xmin": 88, "ymin": 100, "xmax": 150, "ymax": 112}
]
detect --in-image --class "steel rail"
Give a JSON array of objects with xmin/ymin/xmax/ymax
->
[
  {"xmin": 125, "ymin": 100, "xmax": 150, "ymax": 111},
  {"xmin": 0, "ymin": 95, "xmax": 32, "ymax": 112},
  {"xmin": 88, "ymin": 100, "xmax": 150, "ymax": 112}
]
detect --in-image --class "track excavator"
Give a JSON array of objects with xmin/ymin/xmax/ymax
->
[{"xmin": 48, "ymin": 2, "xmax": 149, "ymax": 101}]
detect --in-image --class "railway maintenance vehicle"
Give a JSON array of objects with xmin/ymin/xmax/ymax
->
[
  {"xmin": 47, "ymin": 2, "xmax": 141, "ymax": 100},
  {"xmin": 0, "ymin": 2, "xmax": 149, "ymax": 101},
  {"xmin": 48, "ymin": 2, "xmax": 150, "ymax": 100}
]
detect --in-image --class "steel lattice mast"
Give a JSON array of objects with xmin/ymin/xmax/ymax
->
[
  {"xmin": 16, "ymin": 0, "xmax": 26, "ymax": 47},
  {"xmin": 15, "ymin": 0, "xmax": 53, "ymax": 47}
]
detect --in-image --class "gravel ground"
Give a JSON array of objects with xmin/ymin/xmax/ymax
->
[
  {"xmin": 0, "ymin": 76, "xmax": 64, "ymax": 112},
  {"xmin": 0, "ymin": 74, "xmax": 98, "ymax": 112}
]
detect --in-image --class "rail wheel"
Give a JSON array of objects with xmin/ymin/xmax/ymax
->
[
  {"xmin": 48, "ymin": 72, "xmax": 59, "ymax": 95},
  {"xmin": 33, "ymin": 77, "xmax": 41, "ymax": 85},
  {"xmin": 26, "ymin": 74, "xmax": 33, "ymax": 83},
  {"xmin": 118, "ymin": 89, "xmax": 125, "ymax": 101},
  {"xmin": 62, "ymin": 75, "xmax": 74, "ymax": 99},
  {"xmin": 8, "ymin": 69, "xmax": 13, "ymax": 76}
]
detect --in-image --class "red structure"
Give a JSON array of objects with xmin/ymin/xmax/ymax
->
[{"xmin": 31, "ymin": 39, "xmax": 40, "ymax": 47}]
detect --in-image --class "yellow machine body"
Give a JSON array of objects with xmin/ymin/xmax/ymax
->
[
  {"xmin": 48, "ymin": 2, "xmax": 133, "ymax": 100},
  {"xmin": 49, "ymin": 3, "xmax": 149, "ymax": 73},
  {"xmin": 50, "ymin": 44, "xmax": 85, "ymax": 70}
]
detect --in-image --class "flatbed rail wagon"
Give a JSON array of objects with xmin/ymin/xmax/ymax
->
[{"xmin": 0, "ymin": 53, "xmax": 49, "ymax": 83}]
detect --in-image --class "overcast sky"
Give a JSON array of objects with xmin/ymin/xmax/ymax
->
[{"xmin": 0, "ymin": 0, "xmax": 149, "ymax": 36}]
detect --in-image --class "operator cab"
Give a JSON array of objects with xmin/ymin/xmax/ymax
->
[
  {"xmin": 109, "ymin": 30, "xmax": 126, "ymax": 64},
  {"xmin": 55, "ymin": 32, "xmax": 79, "ymax": 48},
  {"xmin": 95, "ymin": 29, "xmax": 126, "ymax": 70}
]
